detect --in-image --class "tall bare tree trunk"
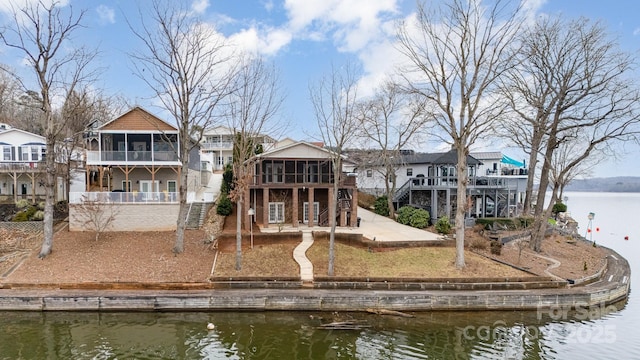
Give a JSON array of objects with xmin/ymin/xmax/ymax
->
[
  {"xmin": 235, "ymin": 192, "xmax": 243, "ymax": 270},
  {"xmin": 39, "ymin": 134, "xmax": 56, "ymax": 258},
  {"xmin": 174, "ymin": 163, "xmax": 189, "ymax": 253},
  {"xmin": 454, "ymin": 148, "xmax": 468, "ymax": 269}
]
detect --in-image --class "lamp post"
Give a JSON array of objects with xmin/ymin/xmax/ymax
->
[
  {"xmin": 248, "ymin": 208, "xmax": 255, "ymax": 249},
  {"xmin": 587, "ymin": 212, "xmax": 595, "ymax": 245}
]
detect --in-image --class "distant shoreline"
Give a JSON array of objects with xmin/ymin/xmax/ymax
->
[{"xmin": 563, "ymin": 176, "xmax": 640, "ymax": 193}]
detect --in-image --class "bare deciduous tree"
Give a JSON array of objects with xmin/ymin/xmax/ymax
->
[
  {"xmin": 503, "ymin": 17, "xmax": 640, "ymax": 251},
  {"xmin": 71, "ymin": 195, "xmax": 119, "ymax": 241},
  {"xmin": 0, "ymin": 1, "xmax": 98, "ymax": 258},
  {"xmin": 397, "ymin": 0, "xmax": 523, "ymax": 268},
  {"xmin": 129, "ymin": 0, "xmax": 236, "ymax": 254},
  {"xmin": 310, "ymin": 62, "xmax": 361, "ymax": 276},
  {"xmin": 60, "ymin": 89, "xmax": 116, "ymax": 202},
  {"xmin": 358, "ymin": 80, "xmax": 432, "ymax": 218},
  {"xmin": 227, "ymin": 56, "xmax": 283, "ymax": 270},
  {"xmin": 0, "ymin": 69, "xmax": 20, "ymax": 124}
]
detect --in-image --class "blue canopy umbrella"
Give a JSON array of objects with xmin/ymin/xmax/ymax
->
[{"xmin": 501, "ymin": 155, "xmax": 525, "ymax": 167}]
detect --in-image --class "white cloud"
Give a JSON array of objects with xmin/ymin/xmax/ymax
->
[
  {"xmin": 191, "ymin": 0, "xmax": 209, "ymax": 15},
  {"xmin": 634, "ymin": 27, "xmax": 640, "ymax": 36},
  {"xmin": 263, "ymin": 0, "xmax": 275, "ymax": 12},
  {"xmin": 96, "ymin": 4, "xmax": 115, "ymax": 25},
  {"xmin": 229, "ymin": 26, "xmax": 292, "ymax": 56},
  {"xmin": 284, "ymin": 0, "xmax": 398, "ymax": 52}
]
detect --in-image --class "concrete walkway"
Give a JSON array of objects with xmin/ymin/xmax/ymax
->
[{"xmin": 293, "ymin": 231, "xmax": 314, "ymax": 282}]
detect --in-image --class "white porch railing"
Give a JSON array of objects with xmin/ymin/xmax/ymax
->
[
  {"xmin": 69, "ymin": 191, "xmax": 210, "ymax": 204},
  {"xmin": 69, "ymin": 191, "xmax": 179, "ymax": 204}
]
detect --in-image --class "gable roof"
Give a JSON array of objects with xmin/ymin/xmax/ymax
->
[
  {"xmin": 255, "ymin": 140, "xmax": 355, "ymax": 165},
  {"xmin": 0, "ymin": 128, "xmax": 46, "ymax": 145},
  {"xmin": 99, "ymin": 106, "xmax": 177, "ymax": 132},
  {"xmin": 357, "ymin": 149, "xmax": 481, "ymax": 167}
]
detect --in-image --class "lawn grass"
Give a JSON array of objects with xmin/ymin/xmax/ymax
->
[
  {"xmin": 213, "ymin": 239, "xmax": 531, "ymax": 279},
  {"xmin": 307, "ymin": 241, "xmax": 530, "ymax": 278},
  {"xmin": 212, "ymin": 242, "xmax": 300, "ymax": 277}
]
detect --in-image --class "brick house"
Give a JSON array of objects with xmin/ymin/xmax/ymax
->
[{"xmin": 243, "ymin": 140, "xmax": 358, "ymax": 229}]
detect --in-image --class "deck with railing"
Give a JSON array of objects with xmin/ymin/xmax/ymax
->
[
  {"xmin": 86, "ymin": 150, "xmax": 179, "ymax": 164},
  {"xmin": 0, "ymin": 161, "xmax": 46, "ymax": 172},
  {"xmin": 199, "ymin": 141, "xmax": 234, "ymax": 150},
  {"xmin": 250, "ymin": 173, "xmax": 357, "ymax": 187},
  {"xmin": 69, "ymin": 191, "xmax": 179, "ymax": 204}
]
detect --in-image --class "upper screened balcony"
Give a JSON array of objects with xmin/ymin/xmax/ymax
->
[
  {"xmin": 85, "ymin": 107, "xmax": 181, "ymax": 167},
  {"xmin": 86, "ymin": 132, "xmax": 180, "ymax": 166}
]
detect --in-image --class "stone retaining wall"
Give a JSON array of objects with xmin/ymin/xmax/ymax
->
[{"xmin": 69, "ymin": 203, "xmax": 179, "ymax": 231}]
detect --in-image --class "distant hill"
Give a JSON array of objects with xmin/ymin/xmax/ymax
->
[{"xmin": 565, "ymin": 177, "xmax": 640, "ymax": 192}]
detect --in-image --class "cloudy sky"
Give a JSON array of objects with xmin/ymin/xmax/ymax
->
[{"xmin": 1, "ymin": 0, "xmax": 640, "ymax": 177}]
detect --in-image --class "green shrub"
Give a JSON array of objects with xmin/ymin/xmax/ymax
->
[
  {"xmin": 32, "ymin": 210, "xmax": 44, "ymax": 221},
  {"xmin": 552, "ymin": 201, "xmax": 567, "ymax": 215},
  {"xmin": 13, "ymin": 206, "xmax": 37, "ymax": 222},
  {"xmin": 222, "ymin": 164, "xmax": 234, "ymax": 193},
  {"xmin": 216, "ymin": 194, "xmax": 233, "ymax": 216},
  {"xmin": 15, "ymin": 199, "xmax": 30, "ymax": 209},
  {"xmin": 220, "ymin": 181, "xmax": 230, "ymax": 196},
  {"xmin": 435, "ymin": 216, "xmax": 452, "ymax": 234},
  {"xmin": 37, "ymin": 201, "xmax": 45, "ymax": 210},
  {"xmin": 13, "ymin": 211, "xmax": 29, "ymax": 222},
  {"xmin": 409, "ymin": 208, "xmax": 430, "ymax": 228},
  {"xmin": 396, "ymin": 206, "xmax": 415, "ymax": 225},
  {"xmin": 373, "ymin": 196, "xmax": 390, "ymax": 216}
]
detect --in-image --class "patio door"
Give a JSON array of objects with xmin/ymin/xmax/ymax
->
[
  {"xmin": 140, "ymin": 180, "xmax": 159, "ymax": 200},
  {"xmin": 268, "ymin": 202, "xmax": 285, "ymax": 224},
  {"xmin": 303, "ymin": 202, "xmax": 319, "ymax": 224}
]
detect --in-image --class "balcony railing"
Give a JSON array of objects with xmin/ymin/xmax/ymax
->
[
  {"xmin": 250, "ymin": 172, "xmax": 357, "ymax": 187},
  {"xmin": 69, "ymin": 191, "xmax": 179, "ymax": 204},
  {"xmin": 0, "ymin": 161, "xmax": 45, "ymax": 171},
  {"xmin": 86, "ymin": 150, "xmax": 179, "ymax": 163},
  {"xmin": 200, "ymin": 141, "xmax": 234, "ymax": 150},
  {"xmin": 405, "ymin": 175, "xmax": 522, "ymax": 189}
]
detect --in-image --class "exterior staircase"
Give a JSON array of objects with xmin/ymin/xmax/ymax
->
[{"xmin": 185, "ymin": 202, "xmax": 214, "ymax": 229}]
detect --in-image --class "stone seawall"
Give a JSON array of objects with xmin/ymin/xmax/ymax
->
[{"xmin": 0, "ymin": 240, "xmax": 630, "ymax": 313}]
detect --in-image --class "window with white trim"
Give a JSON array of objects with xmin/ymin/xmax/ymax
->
[
  {"xmin": 407, "ymin": 168, "xmax": 413, "ymax": 176},
  {"xmin": 268, "ymin": 202, "xmax": 285, "ymax": 223},
  {"xmin": 167, "ymin": 180, "xmax": 177, "ymax": 193},
  {"xmin": 3, "ymin": 146, "xmax": 11, "ymax": 161},
  {"xmin": 366, "ymin": 169, "xmax": 372, "ymax": 177}
]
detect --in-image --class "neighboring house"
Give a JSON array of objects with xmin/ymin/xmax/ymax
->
[
  {"xmin": 200, "ymin": 126, "xmax": 277, "ymax": 171},
  {"xmin": 69, "ymin": 107, "xmax": 204, "ymax": 231},
  {"xmin": 355, "ymin": 149, "xmax": 528, "ymax": 221},
  {"xmin": 82, "ymin": 106, "xmax": 203, "ymax": 195},
  {"xmin": 243, "ymin": 140, "xmax": 358, "ymax": 230},
  {"xmin": 0, "ymin": 127, "xmax": 49, "ymax": 203}
]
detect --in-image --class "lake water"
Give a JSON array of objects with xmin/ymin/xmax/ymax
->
[{"xmin": 0, "ymin": 192, "xmax": 637, "ymax": 359}]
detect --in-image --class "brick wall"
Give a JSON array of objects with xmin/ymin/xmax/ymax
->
[{"xmin": 69, "ymin": 203, "xmax": 179, "ymax": 231}]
